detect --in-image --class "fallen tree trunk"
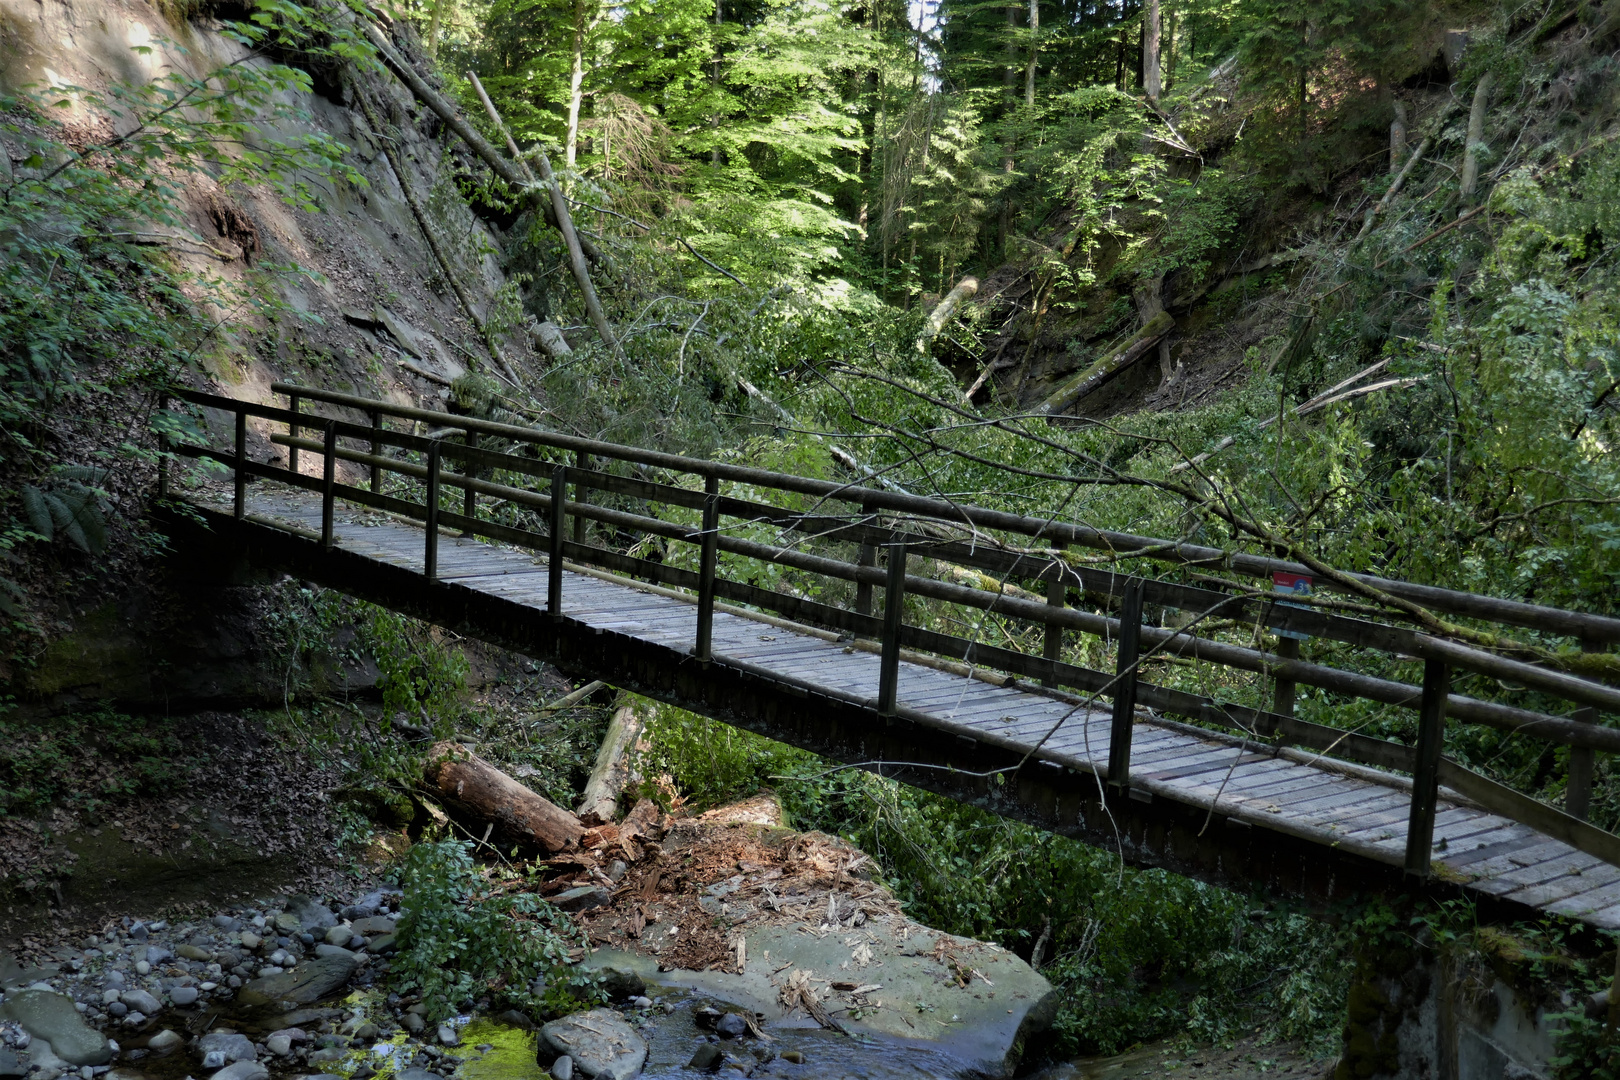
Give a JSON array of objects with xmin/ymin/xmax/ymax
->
[
  {"xmin": 576, "ymin": 702, "xmax": 644, "ymax": 825},
  {"xmin": 1038, "ymin": 309, "xmax": 1174, "ymax": 415},
  {"xmin": 530, "ymin": 319, "xmax": 573, "ymax": 359},
  {"xmin": 356, "ymin": 22, "xmax": 616, "ymax": 350},
  {"xmin": 425, "ymin": 740, "xmax": 584, "ymax": 851},
  {"xmin": 916, "ymin": 276, "xmax": 978, "ymax": 357}
]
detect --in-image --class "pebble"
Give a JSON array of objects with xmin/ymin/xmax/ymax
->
[
  {"xmin": 99, "ymin": 993, "xmax": 119, "ymax": 1007},
  {"xmin": 210, "ymin": 1061, "xmax": 269, "ymax": 1080},
  {"xmin": 212, "ymin": 916, "xmax": 241, "ymax": 932},
  {"xmin": 402, "ymin": 1014, "xmax": 424, "ymax": 1035},
  {"xmin": 122, "ymin": 1013, "xmax": 145, "ymax": 1027},
  {"xmin": 323, "ymin": 926, "xmax": 351, "ymax": 947},
  {"xmin": 105, "ymin": 1005, "xmax": 127, "ymax": 1020},
  {"xmin": 551, "ymin": 1055, "xmax": 574, "ymax": 1080},
  {"xmin": 630, "ymin": 997, "xmax": 652, "ymax": 1010},
  {"xmin": 238, "ymin": 933, "xmax": 261, "ymax": 951},
  {"xmin": 436, "ymin": 1026, "xmax": 458, "ymax": 1047},
  {"xmin": 715, "ymin": 1013, "xmax": 749, "ymax": 1040},
  {"xmin": 132, "ymin": 963, "xmax": 149, "ymax": 978},
  {"xmin": 202, "ymin": 1052, "xmax": 226, "ymax": 1070},
  {"xmin": 265, "ymin": 1035, "xmax": 292, "ymax": 1057},
  {"xmin": 169, "ymin": 988, "xmax": 199, "ymax": 1007},
  {"xmin": 780, "ymin": 1050, "xmax": 805, "ymax": 1064}
]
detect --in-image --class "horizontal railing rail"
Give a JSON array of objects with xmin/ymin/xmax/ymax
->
[{"xmin": 160, "ymin": 385, "xmax": 1620, "ymax": 874}]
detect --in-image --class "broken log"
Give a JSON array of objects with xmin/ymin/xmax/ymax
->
[
  {"xmin": 576, "ymin": 702, "xmax": 644, "ymax": 825},
  {"xmin": 916, "ymin": 276, "xmax": 978, "ymax": 357},
  {"xmin": 424, "ymin": 740, "xmax": 584, "ymax": 852},
  {"xmin": 1038, "ymin": 309, "xmax": 1174, "ymax": 416},
  {"xmin": 531, "ymin": 319, "xmax": 574, "ymax": 360}
]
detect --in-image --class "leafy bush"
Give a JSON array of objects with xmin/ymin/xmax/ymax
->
[
  {"xmin": 393, "ymin": 839, "xmax": 601, "ymax": 1021},
  {"xmin": 634, "ymin": 697, "xmax": 808, "ymax": 810}
]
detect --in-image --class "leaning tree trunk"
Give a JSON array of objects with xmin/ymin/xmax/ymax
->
[
  {"xmin": 576, "ymin": 702, "xmax": 644, "ymax": 825},
  {"xmin": 1142, "ymin": 0, "xmax": 1161, "ymax": 102}
]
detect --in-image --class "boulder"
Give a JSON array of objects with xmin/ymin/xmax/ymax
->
[
  {"xmin": 539, "ymin": 1010, "xmax": 646, "ymax": 1080},
  {"xmin": 196, "ymin": 1033, "xmax": 256, "ymax": 1064},
  {"xmin": 210, "ymin": 1061, "xmax": 269, "ymax": 1080},
  {"xmin": 237, "ymin": 955, "xmax": 357, "ymax": 1007},
  {"xmin": 0, "ymin": 990, "xmax": 112, "ymax": 1066}
]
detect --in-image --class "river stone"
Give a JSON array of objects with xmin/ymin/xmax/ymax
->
[
  {"xmin": 177, "ymin": 946, "xmax": 212, "ymax": 962},
  {"xmin": 349, "ymin": 917, "xmax": 395, "ymax": 937},
  {"xmin": 322, "ymin": 926, "xmax": 351, "ymax": 947},
  {"xmin": 365, "ymin": 934, "xmax": 397, "ymax": 956},
  {"xmin": 287, "ymin": 897, "xmax": 337, "ymax": 930},
  {"xmin": 395, "ymin": 1070, "xmax": 438, "ymax": 1080},
  {"xmin": 264, "ymin": 1035, "xmax": 291, "ymax": 1057},
  {"xmin": 686, "ymin": 1044, "xmax": 722, "ymax": 1072},
  {"xmin": 714, "ymin": 1013, "xmax": 748, "ymax": 1040},
  {"xmin": 0, "ymin": 1050, "xmax": 23, "ymax": 1078},
  {"xmin": 550, "ymin": 887, "xmax": 611, "ymax": 913},
  {"xmin": 0, "ymin": 991, "xmax": 112, "ymax": 1066},
  {"xmin": 169, "ymin": 987, "xmax": 199, "ymax": 1007},
  {"xmin": 313, "ymin": 945, "xmax": 355, "ymax": 962},
  {"xmin": 210, "ymin": 1061, "xmax": 268, "ymax": 1080},
  {"xmin": 237, "ymin": 955, "xmax": 357, "ymax": 1007},
  {"xmin": 539, "ymin": 1010, "xmax": 646, "ymax": 1080},
  {"xmin": 197, "ymin": 1033, "xmax": 256, "ymax": 1064},
  {"xmin": 119, "ymin": 991, "xmax": 161, "ymax": 1016},
  {"xmin": 551, "ymin": 1055, "xmax": 574, "ymax": 1080},
  {"xmin": 146, "ymin": 1030, "xmax": 183, "ymax": 1056}
]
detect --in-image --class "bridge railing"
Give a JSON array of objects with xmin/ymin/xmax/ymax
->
[{"xmin": 162, "ymin": 383, "xmax": 1620, "ymax": 876}]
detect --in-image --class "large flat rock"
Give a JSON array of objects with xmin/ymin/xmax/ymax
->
[
  {"xmin": 584, "ymin": 916, "xmax": 1055, "ymax": 1078},
  {"xmin": 0, "ymin": 990, "xmax": 112, "ymax": 1066},
  {"xmin": 237, "ymin": 954, "xmax": 358, "ymax": 1006}
]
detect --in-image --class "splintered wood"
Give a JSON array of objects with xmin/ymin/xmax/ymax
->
[{"xmin": 570, "ymin": 811, "xmax": 902, "ymax": 976}]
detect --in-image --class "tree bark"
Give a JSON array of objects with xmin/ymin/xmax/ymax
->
[
  {"xmin": 576, "ymin": 702, "xmax": 645, "ymax": 825},
  {"xmin": 916, "ymin": 276, "xmax": 978, "ymax": 356},
  {"xmin": 1142, "ymin": 0, "xmax": 1161, "ymax": 102},
  {"xmin": 424, "ymin": 741, "xmax": 584, "ymax": 851},
  {"xmin": 566, "ymin": 0, "xmax": 589, "ymax": 168},
  {"xmin": 1389, "ymin": 100, "xmax": 1407, "ymax": 174},
  {"xmin": 1039, "ymin": 309, "xmax": 1173, "ymax": 415},
  {"xmin": 1459, "ymin": 73, "xmax": 1493, "ymax": 207},
  {"xmin": 1024, "ymin": 0, "xmax": 1039, "ymax": 107}
]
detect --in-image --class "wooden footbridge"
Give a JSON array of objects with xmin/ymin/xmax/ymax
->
[{"xmin": 158, "ymin": 384, "xmax": 1620, "ymax": 926}]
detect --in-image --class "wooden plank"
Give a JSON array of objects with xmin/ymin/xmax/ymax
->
[
  {"xmin": 1142, "ymin": 751, "xmax": 1269, "ymax": 783},
  {"xmin": 1454, "ymin": 839, "xmax": 1576, "ymax": 885},
  {"xmin": 1437, "ymin": 831, "xmax": 1548, "ymax": 870},
  {"xmin": 1496, "ymin": 859, "xmax": 1620, "ymax": 908},
  {"xmin": 1546, "ymin": 875, "xmax": 1620, "ymax": 917}
]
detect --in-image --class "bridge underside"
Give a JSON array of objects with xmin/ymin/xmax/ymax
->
[{"xmin": 162, "ymin": 505, "xmax": 1541, "ymax": 920}]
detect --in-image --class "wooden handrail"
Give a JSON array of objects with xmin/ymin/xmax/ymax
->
[
  {"xmin": 160, "ymin": 386, "xmax": 1620, "ymax": 871},
  {"xmin": 255, "ymin": 382, "xmax": 1620, "ymax": 644}
]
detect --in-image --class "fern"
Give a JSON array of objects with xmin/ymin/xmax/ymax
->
[{"xmin": 19, "ymin": 473, "xmax": 108, "ymax": 555}]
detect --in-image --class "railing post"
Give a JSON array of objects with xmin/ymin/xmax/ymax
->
[
  {"xmin": 155, "ymin": 394, "xmax": 169, "ymax": 499},
  {"xmin": 1274, "ymin": 637, "xmax": 1299, "ymax": 718},
  {"xmin": 1043, "ymin": 551, "xmax": 1066, "ymax": 686},
  {"xmin": 233, "ymin": 408, "xmax": 247, "ymax": 520},
  {"xmin": 1567, "ymin": 638, "xmax": 1600, "ymax": 820},
  {"xmin": 287, "ymin": 392, "xmax": 301, "ymax": 478},
  {"xmin": 877, "ymin": 543, "xmax": 907, "ymax": 716},
  {"xmin": 462, "ymin": 429, "xmax": 478, "ymax": 535},
  {"xmin": 1107, "ymin": 578, "xmax": 1145, "ymax": 789},
  {"xmin": 321, "ymin": 420, "xmax": 337, "ymax": 550},
  {"xmin": 855, "ymin": 500, "xmax": 877, "ymax": 636},
  {"xmin": 424, "ymin": 439, "xmax": 442, "ymax": 582},
  {"xmin": 1404, "ymin": 659, "xmax": 1449, "ymax": 877},
  {"xmin": 548, "ymin": 463, "xmax": 566, "ymax": 620},
  {"xmin": 369, "ymin": 409, "xmax": 382, "ymax": 493},
  {"xmin": 694, "ymin": 473, "xmax": 720, "ymax": 661},
  {"xmin": 573, "ymin": 449, "xmax": 588, "ymax": 546}
]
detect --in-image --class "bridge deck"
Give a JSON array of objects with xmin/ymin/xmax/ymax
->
[{"xmin": 200, "ymin": 489, "xmax": 1620, "ymax": 927}]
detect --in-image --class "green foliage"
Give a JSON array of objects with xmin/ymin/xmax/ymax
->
[
  {"xmin": 365, "ymin": 605, "xmax": 471, "ymax": 724},
  {"xmin": 635, "ymin": 697, "xmax": 808, "ymax": 810},
  {"xmin": 20, "ymin": 467, "xmax": 110, "ymax": 554},
  {"xmin": 0, "ymin": 705, "xmax": 193, "ymax": 818},
  {"xmin": 393, "ymin": 839, "xmax": 601, "ymax": 1021}
]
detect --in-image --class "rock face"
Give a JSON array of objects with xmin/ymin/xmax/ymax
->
[
  {"xmin": 539, "ymin": 1010, "xmax": 647, "ymax": 1080},
  {"xmin": 0, "ymin": 991, "xmax": 112, "ymax": 1066},
  {"xmin": 237, "ymin": 954, "xmax": 357, "ymax": 1006}
]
